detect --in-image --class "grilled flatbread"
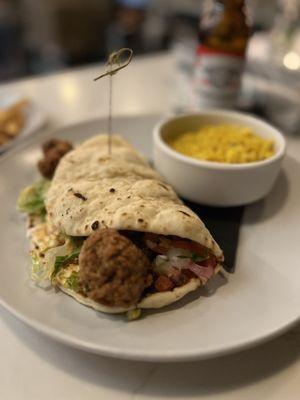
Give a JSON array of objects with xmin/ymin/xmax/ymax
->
[{"xmin": 22, "ymin": 135, "xmax": 224, "ymax": 317}]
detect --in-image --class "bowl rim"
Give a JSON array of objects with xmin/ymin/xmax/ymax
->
[{"xmin": 153, "ymin": 109, "xmax": 286, "ymax": 171}]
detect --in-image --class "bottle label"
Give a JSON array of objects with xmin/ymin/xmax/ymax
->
[{"xmin": 194, "ymin": 45, "xmax": 245, "ymax": 106}]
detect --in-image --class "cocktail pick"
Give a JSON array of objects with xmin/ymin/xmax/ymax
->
[{"xmin": 94, "ymin": 48, "xmax": 133, "ymax": 155}]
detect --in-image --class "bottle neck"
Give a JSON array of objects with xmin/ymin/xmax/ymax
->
[{"xmin": 198, "ymin": 0, "xmax": 250, "ymax": 55}]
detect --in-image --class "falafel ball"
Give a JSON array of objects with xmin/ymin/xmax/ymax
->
[
  {"xmin": 38, "ymin": 138, "xmax": 73, "ymax": 179},
  {"xmin": 78, "ymin": 229, "xmax": 151, "ymax": 308},
  {"xmin": 42, "ymin": 138, "xmax": 73, "ymax": 156},
  {"xmin": 38, "ymin": 148, "xmax": 61, "ymax": 179}
]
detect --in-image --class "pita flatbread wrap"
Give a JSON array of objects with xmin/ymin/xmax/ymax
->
[
  {"xmin": 46, "ymin": 135, "xmax": 223, "ymax": 258},
  {"xmin": 20, "ymin": 135, "xmax": 224, "ymax": 318}
]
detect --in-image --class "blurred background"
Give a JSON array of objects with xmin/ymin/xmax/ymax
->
[
  {"xmin": 0, "ymin": 0, "xmax": 299, "ymax": 136},
  {"xmin": 0, "ymin": 0, "xmax": 299, "ymax": 81}
]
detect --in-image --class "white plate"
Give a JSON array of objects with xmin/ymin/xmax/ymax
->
[
  {"xmin": 0, "ymin": 93, "xmax": 47, "ymax": 153},
  {"xmin": 0, "ymin": 115, "xmax": 299, "ymax": 362}
]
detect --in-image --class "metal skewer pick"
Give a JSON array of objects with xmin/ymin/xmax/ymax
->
[{"xmin": 94, "ymin": 48, "xmax": 133, "ymax": 156}]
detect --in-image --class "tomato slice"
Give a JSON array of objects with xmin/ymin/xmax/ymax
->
[
  {"xmin": 155, "ymin": 276, "xmax": 174, "ymax": 292},
  {"xmin": 172, "ymin": 239, "xmax": 217, "ymax": 268},
  {"xmin": 145, "ymin": 234, "xmax": 216, "ymax": 266},
  {"xmin": 172, "ymin": 240, "xmax": 208, "ymax": 256}
]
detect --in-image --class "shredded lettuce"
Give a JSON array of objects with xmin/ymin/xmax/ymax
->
[
  {"xmin": 30, "ymin": 236, "xmax": 77, "ymax": 287},
  {"xmin": 126, "ymin": 309, "xmax": 142, "ymax": 321},
  {"xmin": 66, "ymin": 272, "xmax": 79, "ymax": 291},
  {"xmin": 51, "ymin": 249, "xmax": 80, "ymax": 280},
  {"xmin": 17, "ymin": 180, "xmax": 50, "ymax": 215},
  {"xmin": 30, "ymin": 253, "xmax": 46, "ymax": 280}
]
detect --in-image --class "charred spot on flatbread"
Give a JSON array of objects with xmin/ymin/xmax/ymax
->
[
  {"xmin": 73, "ymin": 192, "xmax": 87, "ymax": 201},
  {"xmin": 91, "ymin": 220, "xmax": 99, "ymax": 230}
]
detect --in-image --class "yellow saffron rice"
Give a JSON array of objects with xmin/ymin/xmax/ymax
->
[{"xmin": 167, "ymin": 124, "xmax": 275, "ymax": 163}]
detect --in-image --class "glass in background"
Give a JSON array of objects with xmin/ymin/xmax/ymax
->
[
  {"xmin": 252, "ymin": 0, "xmax": 300, "ymax": 133},
  {"xmin": 269, "ymin": 0, "xmax": 300, "ymax": 73}
]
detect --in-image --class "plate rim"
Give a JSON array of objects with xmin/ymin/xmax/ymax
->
[{"xmin": 1, "ymin": 292, "xmax": 299, "ymax": 362}]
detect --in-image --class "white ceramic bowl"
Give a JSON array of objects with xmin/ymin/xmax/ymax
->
[{"xmin": 153, "ymin": 110, "xmax": 286, "ymax": 206}]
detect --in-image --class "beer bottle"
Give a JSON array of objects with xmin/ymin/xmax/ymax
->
[{"xmin": 194, "ymin": 0, "xmax": 251, "ymax": 108}]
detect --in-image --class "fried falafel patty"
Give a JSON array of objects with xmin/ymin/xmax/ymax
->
[
  {"xmin": 38, "ymin": 138, "xmax": 73, "ymax": 179},
  {"xmin": 78, "ymin": 229, "xmax": 151, "ymax": 307}
]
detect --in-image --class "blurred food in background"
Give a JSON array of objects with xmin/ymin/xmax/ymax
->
[{"xmin": 0, "ymin": 99, "xmax": 28, "ymax": 147}]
